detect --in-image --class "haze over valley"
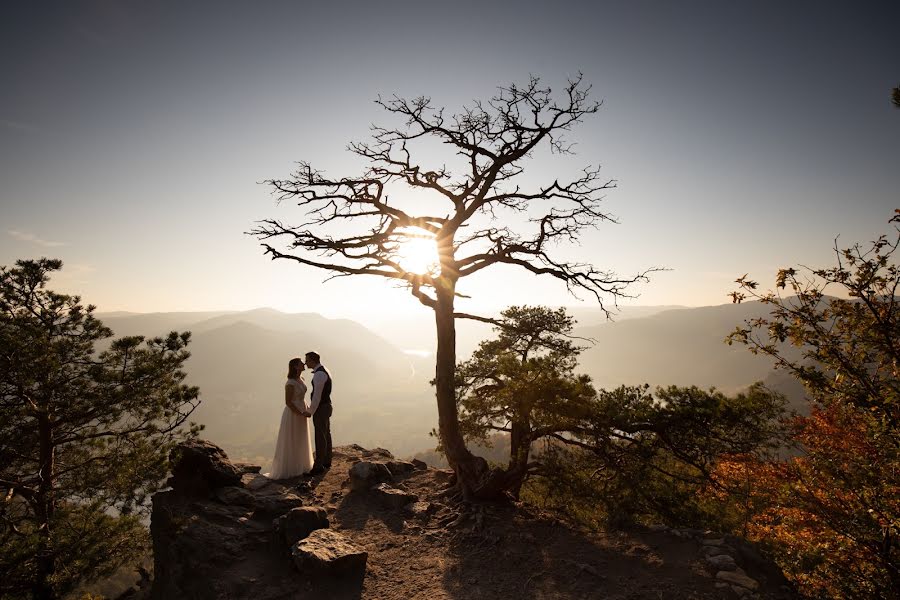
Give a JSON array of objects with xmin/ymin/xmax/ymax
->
[{"xmin": 98, "ymin": 301, "xmax": 800, "ymax": 469}]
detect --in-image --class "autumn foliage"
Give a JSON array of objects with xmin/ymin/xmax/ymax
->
[
  {"xmin": 521, "ymin": 214, "xmax": 899, "ymax": 598},
  {"xmin": 723, "ymin": 212, "xmax": 900, "ymax": 598}
]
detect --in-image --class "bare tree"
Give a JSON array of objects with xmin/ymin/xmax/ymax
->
[{"xmin": 250, "ymin": 75, "xmax": 655, "ymax": 499}]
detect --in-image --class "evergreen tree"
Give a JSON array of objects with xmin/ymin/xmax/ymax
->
[
  {"xmin": 0, "ymin": 259, "xmax": 201, "ymax": 600},
  {"xmin": 455, "ymin": 306, "xmax": 596, "ymax": 497}
]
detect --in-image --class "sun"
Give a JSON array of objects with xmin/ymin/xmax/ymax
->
[{"xmin": 395, "ymin": 235, "xmax": 439, "ymax": 275}]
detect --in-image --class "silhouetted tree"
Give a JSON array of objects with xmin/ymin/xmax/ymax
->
[
  {"xmin": 728, "ymin": 212, "xmax": 900, "ymax": 597},
  {"xmin": 455, "ymin": 306, "xmax": 596, "ymax": 498},
  {"xmin": 0, "ymin": 259, "xmax": 201, "ymax": 600},
  {"xmin": 893, "ymin": 85, "xmax": 900, "ymax": 108},
  {"xmin": 251, "ymin": 76, "xmax": 654, "ymax": 499}
]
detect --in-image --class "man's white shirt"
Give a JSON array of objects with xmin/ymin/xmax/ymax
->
[{"xmin": 308, "ymin": 367, "xmax": 328, "ymax": 414}]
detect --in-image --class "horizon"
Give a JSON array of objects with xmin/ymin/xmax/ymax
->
[{"xmin": 2, "ymin": 1, "xmax": 897, "ymax": 320}]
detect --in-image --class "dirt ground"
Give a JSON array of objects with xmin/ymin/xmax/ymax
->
[{"xmin": 265, "ymin": 446, "xmax": 792, "ymax": 600}]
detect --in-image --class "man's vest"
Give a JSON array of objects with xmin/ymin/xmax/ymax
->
[{"xmin": 313, "ymin": 365, "xmax": 332, "ymax": 406}]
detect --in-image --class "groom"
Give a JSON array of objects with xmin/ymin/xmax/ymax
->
[{"xmin": 303, "ymin": 351, "xmax": 332, "ymax": 476}]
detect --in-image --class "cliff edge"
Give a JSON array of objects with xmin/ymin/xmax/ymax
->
[{"xmin": 148, "ymin": 439, "xmax": 797, "ymax": 599}]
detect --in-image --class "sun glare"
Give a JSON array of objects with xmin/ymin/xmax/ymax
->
[{"xmin": 396, "ymin": 236, "xmax": 439, "ymax": 274}]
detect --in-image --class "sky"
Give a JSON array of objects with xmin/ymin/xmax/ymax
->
[{"xmin": 1, "ymin": 1, "xmax": 898, "ymax": 325}]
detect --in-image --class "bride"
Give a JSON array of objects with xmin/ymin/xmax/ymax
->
[{"xmin": 270, "ymin": 357, "xmax": 314, "ymax": 479}]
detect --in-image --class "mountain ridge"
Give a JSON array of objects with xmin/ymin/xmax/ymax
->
[{"xmin": 93, "ymin": 303, "xmax": 806, "ymax": 467}]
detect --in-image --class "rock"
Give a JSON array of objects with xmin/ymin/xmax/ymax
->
[
  {"xmin": 151, "ymin": 490, "xmax": 255, "ymax": 599},
  {"xmin": 648, "ymin": 524, "xmax": 669, "ymax": 532},
  {"xmin": 214, "ymin": 486, "xmax": 255, "ymax": 507},
  {"xmin": 372, "ymin": 483, "xmax": 417, "ymax": 509},
  {"xmin": 366, "ymin": 447, "xmax": 394, "ymax": 459},
  {"xmin": 242, "ymin": 473, "xmax": 271, "ymax": 491},
  {"xmin": 433, "ymin": 468, "xmax": 455, "ymax": 483},
  {"xmin": 336, "ymin": 443, "xmax": 368, "ymax": 455},
  {"xmin": 294, "ymin": 479, "xmax": 314, "ymax": 494},
  {"xmin": 274, "ymin": 506, "xmax": 329, "ymax": 547},
  {"xmin": 189, "ymin": 500, "xmax": 249, "ymax": 522},
  {"xmin": 716, "ymin": 568, "xmax": 759, "ymax": 590},
  {"xmin": 292, "ymin": 529, "xmax": 368, "ymax": 578},
  {"xmin": 385, "ymin": 460, "xmax": 416, "ymax": 477},
  {"xmin": 170, "ymin": 439, "xmax": 243, "ymax": 495},
  {"xmin": 253, "ymin": 491, "xmax": 304, "ymax": 516},
  {"xmin": 411, "ymin": 458, "xmax": 428, "ymax": 470},
  {"xmin": 680, "ymin": 528, "xmax": 706, "ymax": 537},
  {"xmin": 705, "ymin": 554, "xmax": 737, "ymax": 571},
  {"xmin": 703, "ymin": 537, "xmax": 725, "ymax": 546},
  {"xmin": 233, "ymin": 462, "xmax": 262, "ymax": 474},
  {"xmin": 726, "ymin": 534, "xmax": 794, "ymax": 589},
  {"xmin": 403, "ymin": 501, "xmax": 432, "ymax": 516},
  {"xmin": 701, "ymin": 544, "xmax": 733, "ymax": 557},
  {"xmin": 348, "ymin": 461, "xmax": 393, "ymax": 492}
]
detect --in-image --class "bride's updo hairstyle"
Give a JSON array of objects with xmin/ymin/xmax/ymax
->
[{"xmin": 287, "ymin": 357, "xmax": 303, "ymax": 378}]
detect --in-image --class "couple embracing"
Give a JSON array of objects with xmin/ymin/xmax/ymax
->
[{"xmin": 270, "ymin": 351, "xmax": 333, "ymax": 479}]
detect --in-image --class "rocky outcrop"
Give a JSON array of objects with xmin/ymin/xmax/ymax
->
[
  {"xmin": 647, "ymin": 525, "xmax": 795, "ymax": 598},
  {"xmin": 149, "ymin": 439, "xmax": 798, "ymax": 600},
  {"xmin": 150, "ymin": 440, "xmax": 354, "ymax": 600},
  {"xmin": 169, "ymin": 439, "xmax": 243, "ymax": 494}
]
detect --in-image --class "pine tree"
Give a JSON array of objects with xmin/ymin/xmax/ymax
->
[{"xmin": 0, "ymin": 259, "xmax": 201, "ymax": 599}]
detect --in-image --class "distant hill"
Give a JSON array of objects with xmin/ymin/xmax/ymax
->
[
  {"xmin": 575, "ymin": 301, "xmax": 808, "ymax": 411},
  {"xmin": 97, "ymin": 309, "xmax": 439, "ymax": 465},
  {"xmin": 566, "ymin": 304, "xmax": 688, "ymax": 328},
  {"xmin": 95, "ymin": 302, "xmax": 810, "ymax": 467},
  {"xmin": 365, "ymin": 304, "xmax": 688, "ymax": 359}
]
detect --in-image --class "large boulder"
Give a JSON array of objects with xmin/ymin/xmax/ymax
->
[
  {"xmin": 348, "ymin": 461, "xmax": 393, "ymax": 492},
  {"xmin": 385, "ymin": 460, "xmax": 417, "ymax": 478},
  {"xmin": 371, "ymin": 483, "xmax": 417, "ymax": 509},
  {"xmin": 291, "ymin": 529, "xmax": 368, "ymax": 579},
  {"xmin": 169, "ymin": 439, "xmax": 242, "ymax": 495},
  {"xmin": 274, "ymin": 506, "xmax": 329, "ymax": 547}
]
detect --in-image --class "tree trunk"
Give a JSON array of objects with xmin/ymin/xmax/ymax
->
[
  {"xmin": 33, "ymin": 412, "xmax": 56, "ymax": 600},
  {"xmin": 433, "ymin": 282, "xmax": 489, "ymax": 499},
  {"xmin": 507, "ymin": 419, "xmax": 531, "ymax": 499}
]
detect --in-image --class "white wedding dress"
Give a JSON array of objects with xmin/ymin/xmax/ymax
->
[{"xmin": 270, "ymin": 378, "xmax": 314, "ymax": 479}]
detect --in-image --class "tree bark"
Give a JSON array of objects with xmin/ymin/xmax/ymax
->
[
  {"xmin": 33, "ymin": 411, "xmax": 56, "ymax": 600},
  {"xmin": 508, "ymin": 419, "xmax": 531, "ymax": 499},
  {"xmin": 433, "ymin": 279, "xmax": 490, "ymax": 499}
]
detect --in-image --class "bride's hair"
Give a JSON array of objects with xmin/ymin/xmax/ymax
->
[{"xmin": 287, "ymin": 357, "xmax": 303, "ymax": 378}]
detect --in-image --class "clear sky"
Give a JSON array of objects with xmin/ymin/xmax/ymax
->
[{"xmin": 2, "ymin": 1, "xmax": 898, "ymax": 324}]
